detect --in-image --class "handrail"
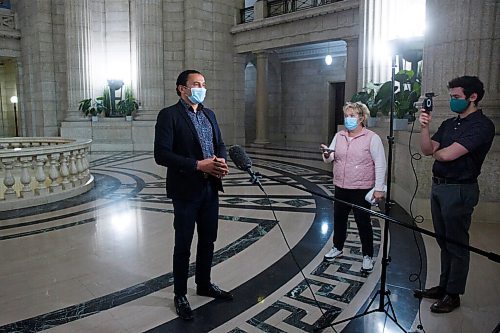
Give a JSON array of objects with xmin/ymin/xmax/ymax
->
[{"xmin": 0, "ymin": 137, "xmax": 94, "ymax": 210}]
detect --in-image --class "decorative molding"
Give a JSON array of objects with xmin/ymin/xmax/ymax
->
[
  {"xmin": 0, "ymin": 10, "xmax": 20, "ymax": 39},
  {"xmin": 231, "ymin": 0, "xmax": 359, "ymax": 34}
]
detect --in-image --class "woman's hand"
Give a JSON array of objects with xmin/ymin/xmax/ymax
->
[
  {"xmin": 372, "ymin": 190, "xmax": 385, "ymax": 203},
  {"xmin": 320, "ymin": 144, "xmax": 333, "ymax": 158}
]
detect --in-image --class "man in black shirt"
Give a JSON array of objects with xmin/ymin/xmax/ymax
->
[{"xmin": 415, "ymin": 76, "xmax": 495, "ymax": 313}]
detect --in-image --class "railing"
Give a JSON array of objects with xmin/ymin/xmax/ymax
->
[
  {"xmin": 267, "ymin": 0, "xmax": 343, "ymax": 17},
  {"xmin": 0, "ymin": 138, "xmax": 94, "ymax": 210},
  {"xmin": 240, "ymin": 6, "xmax": 255, "ymax": 23}
]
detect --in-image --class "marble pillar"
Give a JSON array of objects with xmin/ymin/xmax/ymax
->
[
  {"xmin": 254, "ymin": 52, "xmax": 269, "ymax": 145},
  {"xmin": 423, "ymin": 0, "xmax": 500, "ymax": 124},
  {"xmin": 344, "ymin": 38, "xmax": 359, "ymax": 102},
  {"xmin": 64, "ymin": 0, "xmax": 93, "ymax": 121},
  {"xmin": 132, "ymin": 0, "xmax": 165, "ymax": 120},
  {"xmin": 410, "ymin": 0, "xmax": 499, "ymax": 224}
]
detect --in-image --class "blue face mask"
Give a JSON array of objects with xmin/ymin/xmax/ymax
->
[
  {"xmin": 188, "ymin": 87, "xmax": 206, "ymax": 104},
  {"xmin": 450, "ymin": 98, "xmax": 469, "ymax": 113},
  {"xmin": 344, "ymin": 117, "xmax": 358, "ymax": 131}
]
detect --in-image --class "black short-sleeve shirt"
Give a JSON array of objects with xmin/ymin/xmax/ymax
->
[{"xmin": 431, "ymin": 109, "xmax": 495, "ymax": 180}]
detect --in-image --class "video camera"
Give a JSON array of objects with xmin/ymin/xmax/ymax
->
[{"xmin": 414, "ymin": 92, "xmax": 436, "ymax": 113}]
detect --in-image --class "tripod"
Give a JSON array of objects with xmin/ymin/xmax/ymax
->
[{"xmin": 313, "ymin": 54, "xmax": 406, "ymax": 332}]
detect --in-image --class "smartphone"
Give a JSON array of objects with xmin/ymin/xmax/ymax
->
[{"xmin": 320, "ymin": 148, "xmax": 335, "ymax": 154}]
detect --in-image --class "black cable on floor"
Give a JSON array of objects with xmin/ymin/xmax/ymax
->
[
  {"xmin": 407, "ymin": 119, "xmax": 426, "ymax": 333},
  {"xmin": 259, "ymin": 185, "xmax": 339, "ymax": 333}
]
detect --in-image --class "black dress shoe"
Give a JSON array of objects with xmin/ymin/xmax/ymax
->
[
  {"xmin": 413, "ymin": 286, "xmax": 445, "ymax": 300},
  {"xmin": 197, "ymin": 283, "xmax": 233, "ymax": 301},
  {"xmin": 174, "ymin": 295, "xmax": 193, "ymax": 320},
  {"xmin": 430, "ymin": 294, "xmax": 460, "ymax": 313}
]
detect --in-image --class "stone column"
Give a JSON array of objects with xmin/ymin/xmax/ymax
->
[
  {"xmin": 132, "ymin": 0, "xmax": 165, "ymax": 120},
  {"xmin": 423, "ymin": 0, "xmax": 500, "ymax": 123},
  {"xmin": 414, "ymin": 0, "xmax": 499, "ymax": 224},
  {"xmin": 254, "ymin": 52, "xmax": 269, "ymax": 145},
  {"xmin": 64, "ymin": 0, "xmax": 93, "ymax": 121},
  {"xmin": 254, "ymin": 0, "xmax": 267, "ymax": 21},
  {"xmin": 344, "ymin": 38, "xmax": 359, "ymax": 102}
]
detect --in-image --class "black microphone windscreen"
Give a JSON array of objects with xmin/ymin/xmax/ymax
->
[{"xmin": 228, "ymin": 145, "xmax": 252, "ymax": 171}]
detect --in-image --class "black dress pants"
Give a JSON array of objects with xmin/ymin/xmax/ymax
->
[
  {"xmin": 431, "ymin": 182, "xmax": 479, "ymax": 294},
  {"xmin": 172, "ymin": 182, "xmax": 219, "ymax": 296},
  {"xmin": 333, "ymin": 186, "xmax": 373, "ymax": 257}
]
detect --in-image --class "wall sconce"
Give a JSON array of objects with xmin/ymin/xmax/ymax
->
[{"xmin": 324, "ymin": 54, "xmax": 333, "ymax": 65}]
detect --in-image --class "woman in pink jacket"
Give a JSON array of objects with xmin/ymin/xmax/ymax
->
[{"xmin": 320, "ymin": 102, "xmax": 387, "ymax": 272}]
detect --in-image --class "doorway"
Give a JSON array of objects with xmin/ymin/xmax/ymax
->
[
  {"xmin": 327, "ymin": 81, "xmax": 345, "ymax": 141},
  {"xmin": 0, "ymin": 57, "xmax": 19, "ymax": 137}
]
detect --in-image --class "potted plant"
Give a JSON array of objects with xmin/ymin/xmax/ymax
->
[
  {"xmin": 79, "ymin": 97, "xmax": 107, "ymax": 122},
  {"xmin": 117, "ymin": 87, "xmax": 138, "ymax": 121},
  {"xmin": 376, "ymin": 69, "xmax": 421, "ymax": 130},
  {"xmin": 351, "ymin": 82, "xmax": 387, "ymax": 127},
  {"xmin": 102, "ymin": 88, "xmax": 112, "ymax": 117}
]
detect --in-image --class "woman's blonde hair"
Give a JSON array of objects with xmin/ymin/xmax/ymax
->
[{"xmin": 343, "ymin": 102, "xmax": 369, "ymax": 126}]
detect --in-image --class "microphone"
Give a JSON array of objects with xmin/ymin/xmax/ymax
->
[
  {"xmin": 228, "ymin": 145, "xmax": 263, "ymax": 189},
  {"xmin": 228, "ymin": 145, "xmax": 252, "ymax": 171}
]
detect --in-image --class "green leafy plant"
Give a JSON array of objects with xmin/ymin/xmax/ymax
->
[
  {"xmin": 376, "ymin": 69, "xmax": 421, "ymax": 119},
  {"xmin": 102, "ymin": 88, "xmax": 112, "ymax": 117},
  {"xmin": 78, "ymin": 97, "xmax": 107, "ymax": 117},
  {"xmin": 351, "ymin": 82, "xmax": 387, "ymax": 118},
  {"xmin": 116, "ymin": 87, "xmax": 138, "ymax": 117}
]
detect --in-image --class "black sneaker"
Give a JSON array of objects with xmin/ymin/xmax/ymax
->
[
  {"xmin": 197, "ymin": 283, "xmax": 233, "ymax": 301},
  {"xmin": 174, "ymin": 295, "xmax": 193, "ymax": 320}
]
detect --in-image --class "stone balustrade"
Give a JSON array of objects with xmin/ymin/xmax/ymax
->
[{"xmin": 0, "ymin": 137, "xmax": 94, "ymax": 211}]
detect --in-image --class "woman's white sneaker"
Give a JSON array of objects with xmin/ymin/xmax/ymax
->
[
  {"xmin": 324, "ymin": 247, "xmax": 343, "ymax": 262},
  {"xmin": 362, "ymin": 256, "xmax": 374, "ymax": 271}
]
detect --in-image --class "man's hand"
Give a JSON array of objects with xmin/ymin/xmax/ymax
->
[
  {"xmin": 197, "ymin": 156, "xmax": 229, "ymax": 178},
  {"xmin": 419, "ymin": 109, "xmax": 432, "ymax": 129}
]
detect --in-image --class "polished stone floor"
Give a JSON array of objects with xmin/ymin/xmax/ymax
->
[{"xmin": 0, "ymin": 147, "xmax": 498, "ymax": 333}]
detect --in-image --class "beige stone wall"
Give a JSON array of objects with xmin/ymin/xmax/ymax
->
[{"xmin": 281, "ymin": 57, "xmax": 346, "ymax": 147}]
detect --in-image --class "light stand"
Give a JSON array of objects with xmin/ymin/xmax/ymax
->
[{"xmin": 313, "ymin": 53, "xmax": 407, "ymax": 332}]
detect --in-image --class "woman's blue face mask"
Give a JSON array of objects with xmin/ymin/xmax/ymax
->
[{"xmin": 344, "ymin": 117, "xmax": 359, "ymax": 131}]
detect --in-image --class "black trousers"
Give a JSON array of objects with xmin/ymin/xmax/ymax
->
[
  {"xmin": 172, "ymin": 182, "xmax": 219, "ymax": 296},
  {"xmin": 333, "ymin": 186, "xmax": 373, "ymax": 257},
  {"xmin": 431, "ymin": 182, "xmax": 479, "ymax": 294}
]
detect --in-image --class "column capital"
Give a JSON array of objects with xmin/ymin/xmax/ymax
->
[{"xmin": 254, "ymin": 50, "xmax": 270, "ymax": 57}]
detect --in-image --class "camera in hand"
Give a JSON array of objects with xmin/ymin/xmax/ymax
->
[{"xmin": 414, "ymin": 92, "xmax": 436, "ymax": 113}]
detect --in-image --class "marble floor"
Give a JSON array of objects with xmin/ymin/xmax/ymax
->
[{"xmin": 0, "ymin": 146, "xmax": 498, "ymax": 333}]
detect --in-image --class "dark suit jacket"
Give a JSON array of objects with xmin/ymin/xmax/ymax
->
[{"xmin": 154, "ymin": 100, "xmax": 227, "ymax": 200}]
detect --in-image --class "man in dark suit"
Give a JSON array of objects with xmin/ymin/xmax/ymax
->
[{"xmin": 154, "ymin": 70, "xmax": 233, "ymax": 321}]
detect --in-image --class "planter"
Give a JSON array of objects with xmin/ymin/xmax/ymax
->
[
  {"xmin": 367, "ymin": 116, "xmax": 378, "ymax": 128},
  {"xmin": 125, "ymin": 115, "xmax": 133, "ymax": 121},
  {"xmin": 393, "ymin": 118, "xmax": 408, "ymax": 131},
  {"xmin": 91, "ymin": 116, "xmax": 99, "ymax": 122}
]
